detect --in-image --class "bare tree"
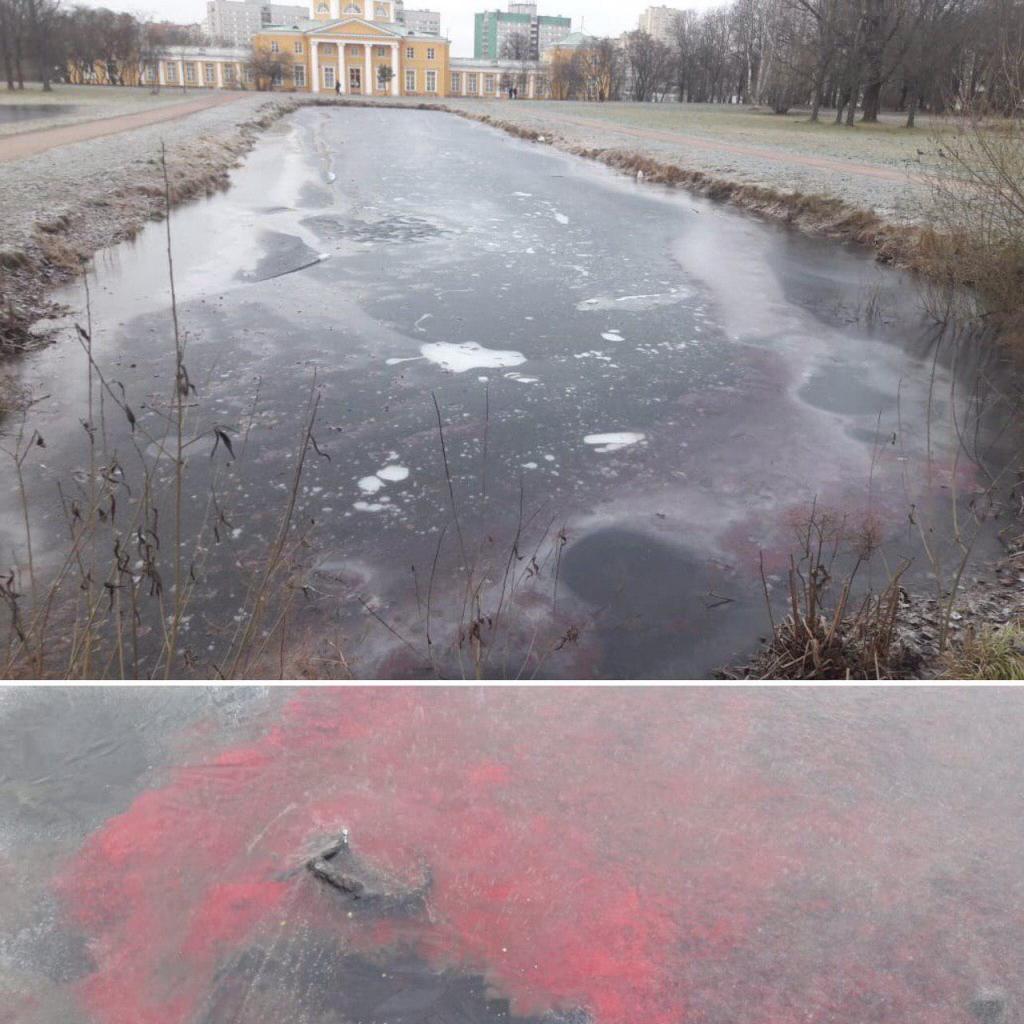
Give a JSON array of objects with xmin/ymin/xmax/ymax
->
[
  {"xmin": 246, "ymin": 43, "xmax": 285, "ymax": 91},
  {"xmin": 625, "ymin": 30, "xmax": 674, "ymax": 101}
]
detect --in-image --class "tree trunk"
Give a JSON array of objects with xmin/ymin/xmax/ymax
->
[{"xmin": 905, "ymin": 84, "xmax": 918, "ymax": 127}]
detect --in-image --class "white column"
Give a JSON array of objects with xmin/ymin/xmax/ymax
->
[
  {"xmin": 158, "ymin": 61, "xmax": 166, "ymax": 86},
  {"xmin": 178, "ymin": 59, "xmax": 185, "ymax": 89},
  {"xmin": 311, "ymin": 40, "xmax": 320, "ymax": 93},
  {"xmin": 338, "ymin": 44, "xmax": 346, "ymax": 93},
  {"xmin": 364, "ymin": 42, "xmax": 373, "ymax": 95},
  {"xmin": 391, "ymin": 43, "xmax": 399, "ymax": 95},
  {"xmin": 216, "ymin": 61, "xmax": 223, "ymax": 88}
]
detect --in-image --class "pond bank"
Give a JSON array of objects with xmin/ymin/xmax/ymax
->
[{"xmin": 0, "ymin": 96, "xmax": 296, "ymax": 366}]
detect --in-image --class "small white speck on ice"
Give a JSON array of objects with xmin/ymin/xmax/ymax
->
[{"xmin": 553, "ymin": 212, "xmax": 569, "ymax": 225}]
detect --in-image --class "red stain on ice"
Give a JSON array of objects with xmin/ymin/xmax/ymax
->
[{"xmin": 57, "ymin": 689, "xmax": 1020, "ymax": 1024}]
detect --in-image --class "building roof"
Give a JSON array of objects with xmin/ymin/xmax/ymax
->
[{"xmin": 258, "ymin": 15, "xmax": 446, "ymax": 39}]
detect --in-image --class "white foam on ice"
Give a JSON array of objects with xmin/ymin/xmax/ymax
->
[
  {"xmin": 583, "ymin": 432, "xmax": 646, "ymax": 454},
  {"xmin": 376, "ymin": 465, "xmax": 409, "ymax": 482},
  {"xmin": 420, "ymin": 341, "xmax": 526, "ymax": 373},
  {"xmin": 353, "ymin": 501, "xmax": 387, "ymax": 512},
  {"xmin": 553, "ymin": 212, "xmax": 570, "ymax": 225},
  {"xmin": 358, "ymin": 476, "xmax": 384, "ymax": 494},
  {"xmin": 602, "ymin": 331, "xmax": 624, "ymax": 342}
]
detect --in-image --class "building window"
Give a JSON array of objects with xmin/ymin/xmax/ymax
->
[
  {"xmin": 425, "ymin": 70, "xmax": 436, "ymax": 92},
  {"xmin": 272, "ymin": 69, "xmax": 283, "ymax": 86},
  {"xmin": 145, "ymin": 64, "xmax": 157, "ymax": 83},
  {"xmin": 270, "ymin": 40, "xmax": 279, "ymax": 52},
  {"xmin": 426, "ymin": 47, "xmax": 435, "ymax": 59},
  {"xmin": 406, "ymin": 46, "xmax": 414, "ymax": 58},
  {"xmin": 344, "ymin": 2, "xmax": 360, "ymax": 11},
  {"xmin": 294, "ymin": 40, "xmax": 303, "ymax": 53},
  {"xmin": 184, "ymin": 62, "xmax": 196, "ymax": 83},
  {"xmin": 245, "ymin": 67, "xmax": 255, "ymax": 83},
  {"xmin": 204, "ymin": 63, "xmax": 216, "ymax": 84},
  {"xmin": 324, "ymin": 65, "xmax": 336, "ymax": 88},
  {"xmin": 166, "ymin": 63, "xmax": 178, "ymax": 83},
  {"xmin": 293, "ymin": 64, "xmax": 306, "ymax": 86},
  {"xmin": 349, "ymin": 66, "xmax": 361, "ymax": 89},
  {"xmin": 484, "ymin": 74, "xmax": 495, "ymax": 93},
  {"xmin": 467, "ymin": 73, "xmax": 478, "ymax": 94},
  {"xmin": 376, "ymin": 46, "xmax": 387, "ymax": 56},
  {"xmin": 316, "ymin": 2, "xmax": 328, "ymax": 12},
  {"xmin": 405, "ymin": 68, "xmax": 415, "ymax": 91},
  {"xmin": 223, "ymin": 64, "xmax": 236, "ymax": 83},
  {"xmin": 450, "ymin": 71, "xmax": 460, "ymax": 93}
]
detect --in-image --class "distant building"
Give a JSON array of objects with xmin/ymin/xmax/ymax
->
[
  {"xmin": 638, "ymin": 5, "xmax": 682, "ymax": 44},
  {"xmin": 474, "ymin": 4, "xmax": 571, "ymax": 61},
  {"xmin": 206, "ymin": 0, "xmax": 309, "ymax": 46},
  {"xmin": 396, "ymin": 5, "xmax": 441, "ymax": 35}
]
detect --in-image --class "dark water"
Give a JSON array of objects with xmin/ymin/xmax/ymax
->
[
  {"xmin": 2, "ymin": 106, "xmax": 1020, "ymax": 677},
  {"xmin": 2, "ymin": 687, "xmax": 1024, "ymax": 1024},
  {"xmin": 0, "ymin": 104, "xmax": 78, "ymax": 124}
]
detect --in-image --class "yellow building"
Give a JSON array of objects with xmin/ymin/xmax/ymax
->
[
  {"xmin": 250, "ymin": 0, "xmax": 449, "ymax": 96},
  {"xmin": 78, "ymin": 0, "xmax": 551, "ymax": 98}
]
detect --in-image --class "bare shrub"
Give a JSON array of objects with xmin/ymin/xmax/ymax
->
[
  {"xmin": 922, "ymin": 75, "xmax": 1024, "ymax": 331},
  {"xmin": 749, "ymin": 503, "xmax": 918, "ymax": 679}
]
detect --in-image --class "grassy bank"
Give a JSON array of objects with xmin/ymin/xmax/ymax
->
[{"xmin": 0, "ymin": 98, "xmax": 296, "ymax": 367}]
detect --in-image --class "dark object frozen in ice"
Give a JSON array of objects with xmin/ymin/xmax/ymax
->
[{"xmin": 306, "ymin": 830, "xmax": 430, "ymax": 914}]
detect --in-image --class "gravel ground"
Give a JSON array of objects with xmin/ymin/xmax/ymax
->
[{"xmin": 0, "ymin": 83, "xmax": 211, "ymax": 138}]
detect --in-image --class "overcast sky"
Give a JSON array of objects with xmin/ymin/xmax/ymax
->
[{"xmin": 76, "ymin": 0, "xmax": 717, "ymax": 57}]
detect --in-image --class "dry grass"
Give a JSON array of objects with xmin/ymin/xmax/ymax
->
[
  {"xmin": 742, "ymin": 504, "xmax": 919, "ymax": 680},
  {"xmin": 941, "ymin": 620, "xmax": 1024, "ymax": 679}
]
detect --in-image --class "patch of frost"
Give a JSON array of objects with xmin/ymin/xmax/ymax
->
[{"xmin": 420, "ymin": 341, "xmax": 526, "ymax": 373}]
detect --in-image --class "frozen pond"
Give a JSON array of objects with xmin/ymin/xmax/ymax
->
[
  {"xmin": 2, "ymin": 106, "xmax": 1020, "ymax": 677},
  {"xmin": 2, "ymin": 686, "xmax": 1024, "ymax": 1024}
]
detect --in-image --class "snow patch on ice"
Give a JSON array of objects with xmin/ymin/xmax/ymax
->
[
  {"xmin": 553, "ymin": 212, "xmax": 570, "ymax": 225},
  {"xmin": 577, "ymin": 292, "xmax": 688, "ymax": 312},
  {"xmin": 376, "ymin": 464, "xmax": 409, "ymax": 482},
  {"xmin": 353, "ymin": 501, "xmax": 387, "ymax": 512},
  {"xmin": 602, "ymin": 331, "xmax": 624, "ymax": 342},
  {"xmin": 421, "ymin": 341, "xmax": 526, "ymax": 373},
  {"xmin": 584, "ymin": 432, "xmax": 646, "ymax": 453},
  {"xmin": 358, "ymin": 476, "xmax": 384, "ymax": 494}
]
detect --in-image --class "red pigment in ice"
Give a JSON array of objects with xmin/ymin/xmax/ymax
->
[{"xmin": 57, "ymin": 689, "xmax": 1022, "ymax": 1024}]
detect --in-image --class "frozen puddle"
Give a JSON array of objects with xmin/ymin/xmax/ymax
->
[
  {"xmin": 584, "ymin": 432, "xmax": 646, "ymax": 454},
  {"xmin": 577, "ymin": 292, "xmax": 689, "ymax": 312},
  {"xmin": 420, "ymin": 341, "xmax": 526, "ymax": 373}
]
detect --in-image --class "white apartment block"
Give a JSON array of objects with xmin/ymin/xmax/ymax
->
[
  {"xmin": 206, "ymin": 0, "xmax": 310, "ymax": 46},
  {"xmin": 638, "ymin": 5, "xmax": 682, "ymax": 44},
  {"xmin": 399, "ymin": 7, "xmax": 441, "ymax": 34}
]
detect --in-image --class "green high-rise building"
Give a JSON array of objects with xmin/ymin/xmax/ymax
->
[{"xmin": 474, "ymin": 5, "xmax": 571, "ymax": 60}]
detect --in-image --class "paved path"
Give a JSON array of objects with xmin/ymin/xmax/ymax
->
[
  {"xmin": 538, "ymin": 110, "xmax": 927, "ymax": 184},
  {"xmin": 0, "ymin": 91, "xmax": 245, "ymax": 164}
]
